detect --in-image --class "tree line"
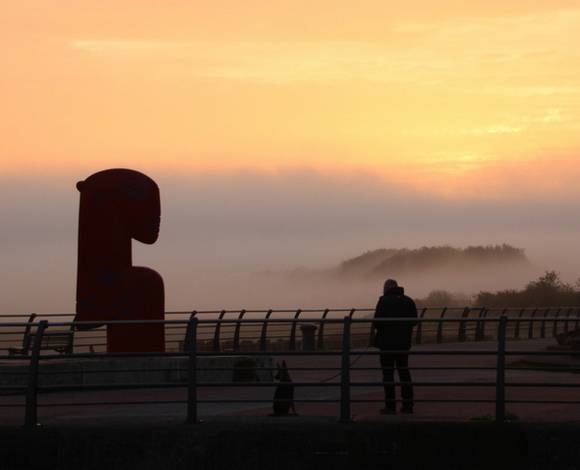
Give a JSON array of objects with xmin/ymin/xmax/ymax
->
[
  {"xmin": 473, "ymin": 271, "xmax": 580, "ymax": 308},
  {"xmin": 415, "ymin": 271, "xmax": 580, "ymax": 308},
  {"xmin": 338, "ymin": 244, "xmax": 528, "ymax": 278}
]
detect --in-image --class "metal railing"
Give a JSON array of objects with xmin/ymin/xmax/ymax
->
[
  {"xmin": 1, "ymin": 313, "xmax": 580, "ymax": 426},
  {"xmin": 2, "ymin": 306, "xmax": 580, "ymax": 354}
]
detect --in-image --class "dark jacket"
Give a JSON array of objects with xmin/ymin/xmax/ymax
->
[{"xmin": 372, "ymin": 286, "xmax": 418, "ymax": 350}]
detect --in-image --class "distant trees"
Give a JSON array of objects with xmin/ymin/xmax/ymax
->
[
  {"xmin": 413, "ymin": 271, "xmax": 580, "ymax": 308},
  {"xmin": 474, "ymin": 271, "xmax": 580, "ymax": 308},
  {"xmin": 416, "ymin": 290, "xmax": 454, "ymax": 308},
  {"xmin": 338, "ymin": 244, "xmax": 529, "ymax": 278}
]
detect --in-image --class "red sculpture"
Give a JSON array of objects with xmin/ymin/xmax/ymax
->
[{"xmin": 75, "ymin": 169, "xmax": 165, "ymax": 353}]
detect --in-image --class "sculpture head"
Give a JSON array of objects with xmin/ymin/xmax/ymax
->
[{"xmin": 77, "ymin": 168, "xmax": 161, "ymax": 244}]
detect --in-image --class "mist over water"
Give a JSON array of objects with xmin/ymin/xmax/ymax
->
[{"xmin": 167, "ymin": 257, "xmax": 545, "ymax": 313}]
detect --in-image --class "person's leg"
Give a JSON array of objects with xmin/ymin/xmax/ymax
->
[
  {"xmin": 395, "ymin": 353, "xmax": 414, "ymax": 412},
  {"xmin": 380, "ymin": 352, "xmax": 396, "ymax": 412}
]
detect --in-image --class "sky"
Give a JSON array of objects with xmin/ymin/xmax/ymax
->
[{"xmin": 1, "ymin": 1, "xmax": 580, "ymax": 314}]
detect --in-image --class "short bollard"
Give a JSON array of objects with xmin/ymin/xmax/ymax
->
[{"xmin": 300, "ymin": 323, "xmax": 318, "ymax": 351}]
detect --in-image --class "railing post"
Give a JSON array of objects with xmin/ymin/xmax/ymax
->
[
  {"xmin": 289, "ymin": 309, "xmax": 302, "ymax": 351},
  {"xmin": 457, "ymin": 307, "xmax": 470, "ymax": 342},
  {"xmin": 564, "ymin": 308, "xmax": 573, "ymax": 334},
  {"xmin": 495, "ymin": 314, "xmax": 507, "ymax": 423},
  {"xmin": 233, "ymin": 309, "xmax": 246, "ymax": 351},
  {"xmin": 339, "ymin": 316, "xmax": 352, "ymax": 423},
  {"xmin": 540, "ymin": 308, "xmax": 550, "ymax": 338},
  {"xmin": 436, "ymin": 307, "xmax": 448, "ymax": 344},
  {"xmin": 186, "ymin": 316, "xmax": 199, "ymax": 424},
  {"xmin": 182, "ymin": 311, "xmax": 197, "ymax": 351},
  {"xmin": 260, "ymin": 309, "xmax": 273, "ymax": 352},
  {"xmin": 551, "ymin": 308, "xmax": 562, "ymax": 337},
  {"xmin": 527, "ymin": 308, "xmax": 537, "ymax": 339},
  {"xmin": 415, "ymin": 307, "xmax": 427, "ymax": 345},
  {"xmin": 514, "ymin": 308, "xmax": 525, "ymax": 339},
  {"xmin": 212, "ymin": 310, "xmax": 226, "ymax": 352},
  {"xmin": 318, "ymin": 309, "xmax": 330, "ymax": 350},
  {"xmin": 475, "ymin": 308, "xmax": 489, "ymax": 341},
  {"xmin": 24, "ymin": 320, "xmax": 48, "ymax": 427}
]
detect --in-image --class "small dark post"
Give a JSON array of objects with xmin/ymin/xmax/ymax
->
[
  {"xmin": 25, "ymin": 320, "xmax": 48, "ymax": 427},
  {"xmin": 339, "ymin": 316, "xmax": 352, "ymax": 423},
  {"xmin": 186, "ymin": 316, "xmax": 199, "ymax": 424},
  {"xmin": 495, "ymin": 314, "xmax": 507, "ymax": 423},
  {"xmin": 300, "ymin": 323, "xmax": 317, "ymax": 351}
]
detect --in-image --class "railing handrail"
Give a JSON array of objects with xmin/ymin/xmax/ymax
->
[{"xmin": 3, "ymin": 307, "xmax": 580, "ymax": 357}]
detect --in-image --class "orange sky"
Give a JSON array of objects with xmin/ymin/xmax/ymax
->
[
  {"xmin": 2, "ymin": 1, "xmax": 580, "ymax": 313},
  {"xmin": 2, "ymin": 0, "xmax": 580, "ymax": 200}
]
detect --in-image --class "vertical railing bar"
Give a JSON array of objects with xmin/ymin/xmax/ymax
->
[
  {"xmin": 551, "ymin": 308, "xmax": 562, "ymax": 337},
  {"xmin": 182, "ymin": 311, "xmax": 197, "ymax": 351},
  {"xmin": 259, "ymin": 309, "xmax": 274, "ymax": 352},
  {"xmin": 339, "ymin": 316, "xmax": 352, "ymax": 423},
  {"xmin": 212, "ymin": 310, "xmax": 226, "ymax": 352},
  {"xmin": 527, "ymin": 308, "xmax": 537, "ymax": 339},
  {"xmin": 495, "ymin": 315, "xmax": 507, "ymax": 423},
  {"xmin": 318, "ymin": 309, "xmax": 330, "ymax": 350},
  {"xmin": 415, "ymin": 307, "xmax": 427, "ymax": 345},
  {"xmin": 288, "ymin": 309, "xmax": 302, "ymax": 351},
  {"xmin": 514, "ymin": 308, "xmax": 525, "ymax": 339},
  {"xmin": 185, "ymin": 316, "xmax": 199, "ymax": 424},
  {"xmin": 475, "ymin": 307, "xmax": 489, "ymax": 341},
  {"xmin": 436, "ymin": 307, "xmax": 448, "ymax": 344},
  {"xmin": 233, "ymin": 309, "xmax": 246, "ymax": 351},
  {"xmin": 540, "ymin": 308, "xmax": 550, "ymax": 338},
  {"xmin": 348, "ymin": 309, "xmax": 357, "ymax": 349},
  {"xmin": 457, "ymin": 307, "xmax": 470, "ymax": 342},
  {"xmin": 24, "ymin": 320, "xmax": 48, "ymax": 427},
  {"xmin": 564, "ymin": 308, "xmax": 573, "ymax": 334}
]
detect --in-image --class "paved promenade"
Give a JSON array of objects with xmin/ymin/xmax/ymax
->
[
  {"xmin": 3, "ymin": 339, "xmax": 580, "ymax": 469},
  {"xmin": 1, "ymin": 338, "xmax": 579, "ymax": 426}
]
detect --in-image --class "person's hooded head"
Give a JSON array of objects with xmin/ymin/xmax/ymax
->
[{"xmin": 383, "ymin": 279, "xmax": 398, "ymax": 293}]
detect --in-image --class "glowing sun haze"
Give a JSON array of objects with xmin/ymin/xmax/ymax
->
[{"xmin": 1, "ymin": 1, "xmax": 580, "ymax": 313}]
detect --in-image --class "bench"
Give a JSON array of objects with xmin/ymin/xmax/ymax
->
[{"xmin": 8, "ymin": 313, "xmax": 74, "ymax": 355}]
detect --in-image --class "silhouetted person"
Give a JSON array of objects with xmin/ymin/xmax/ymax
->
[{"xmin": 372, "ymin": 279, "xmax": 418, "ymax": 414}]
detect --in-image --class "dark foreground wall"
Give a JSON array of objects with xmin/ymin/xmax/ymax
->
[{"xmin": 1, "ymin": 420, "xmax": 579, "ymax": 470}]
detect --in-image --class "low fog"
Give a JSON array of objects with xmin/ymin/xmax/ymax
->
[{"xmin": 1, "ymin": 168, "xmax": 579, "ymax": 314}]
